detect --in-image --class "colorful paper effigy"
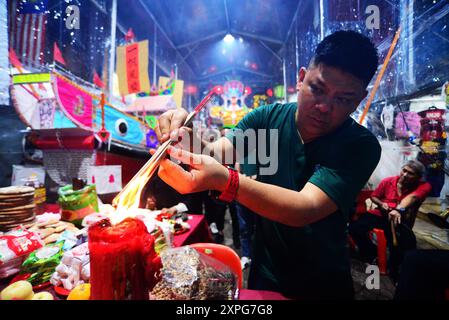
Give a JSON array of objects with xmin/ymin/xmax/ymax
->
[
  {"xmin": 53, "ymin": 74, "xmax": 94, "ymax": 130},
  {"xmin": 93, "ymin": 102, "xmax": 146, "ymax": 146},
  {"xmin": 209, "ymin": 80, "xmax": 251, "ymax": 128}
]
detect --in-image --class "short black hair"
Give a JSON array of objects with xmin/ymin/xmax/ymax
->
[{"xmin": 310, "ymin": 30, "xmax": 379, "ymax": 87}]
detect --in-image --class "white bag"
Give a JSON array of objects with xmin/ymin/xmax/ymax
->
[
  {"xmin": 11, "ymin": 165, "xmax": 45, "ymax": 186},
  {"xmin": 86, "ymin": 165, "xmax": 122, "ymax": 195}
]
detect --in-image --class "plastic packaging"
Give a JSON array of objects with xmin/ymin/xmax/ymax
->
[
  {"xmin": 20, "ymin": 241, "xmax": 64, "ymax": 285},
  {"xmin": 58, "ymin": 184, "xmax": 99, "ymax": 227},
  {"xmin": 0, "ymin": 227, "xmax": 44, "ymax": 279},
  {"xmin": 24, "ymin": 175, "xmax": 46, "ymax": 205},
  {"xmin": 150, "ymin": 246, "xmax": 238, "ymax": 300}
]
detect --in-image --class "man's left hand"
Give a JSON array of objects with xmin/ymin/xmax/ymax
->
[{"xmin": 158, "ymin": 147, "xmax": 230, "ymax": 194}]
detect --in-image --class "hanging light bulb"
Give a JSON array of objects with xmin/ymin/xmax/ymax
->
[{"xmin": 223, "ymin": 33, "xmax": 235, "ymax": 43}]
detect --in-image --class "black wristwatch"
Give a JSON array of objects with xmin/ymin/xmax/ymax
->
[{"xmin": 397, "ymin": 207, "xmax": 406, "ymax": 214}]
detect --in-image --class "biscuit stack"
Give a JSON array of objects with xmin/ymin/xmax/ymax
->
[
  {"xmin": 0, "ymin": 186, "xmax": 36, "ymax": 232},
  {"xmin": 25, "ymin": 220, "xmax": 80, "ymax": 245}
]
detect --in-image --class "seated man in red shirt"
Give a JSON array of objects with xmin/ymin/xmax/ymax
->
[{"xmin": 349, "ymin": 160, "xmax": 432, "ymax": 279}]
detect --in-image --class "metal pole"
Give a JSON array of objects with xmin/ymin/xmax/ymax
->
[
  {"xmin": 283, "ymin": 58, "xmax": 287, "ymax": 103},
  {"xmin": 295, "ymin": 19, "xmax": 299, "ymax": 83},
  {"xmin": 108, "ymin": 0, "xmax": 117, "ymax": 97},
  {"xmin": 189, "ymin": 93, "xmax": 192, "ymax": 112},
  {"xmin": 319, "ymin": 0, "xmax": 325, "ymax": 41},
  {"xmin": 153, "ymin": 23, "xmax": 157, "ymax": 87},
  {"xmin": 407, "ymin": 0, "xmax": 415, "ymax": 86}
]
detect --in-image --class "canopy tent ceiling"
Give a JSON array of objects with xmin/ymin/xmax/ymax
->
[{"xmin": 117, "ymin": 0, "xmax": 300, "ymax": 86}]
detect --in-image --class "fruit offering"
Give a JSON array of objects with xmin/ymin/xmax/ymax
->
[
  {"xmin": 32, "ymin": 291, "xmax": 54, "ymax": 300},
  {"xmin": 67, "ymin": 283, "xmax": 90, "ymax": 300},
  {"xmin": 0, "ymin": 280, "xmax": 34, "ymax": 300}
]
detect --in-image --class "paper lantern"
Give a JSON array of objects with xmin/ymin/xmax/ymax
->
[{"xmin": 185, "ymin": 85, "xmax": 198, "ymax": 95}]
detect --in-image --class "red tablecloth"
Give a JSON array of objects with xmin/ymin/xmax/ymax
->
[{"xmin": 172, "ymin": 214, "xmax": 213, "ymax": 247}]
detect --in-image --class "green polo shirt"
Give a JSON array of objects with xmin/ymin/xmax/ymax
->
[{"xmin": 226, "ymin": 103, "xmax": 381, "ymax": 298}]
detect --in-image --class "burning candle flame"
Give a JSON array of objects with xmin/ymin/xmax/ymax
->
[
  {"xmin": 111, "ymin": 91, "xmax": 216, "ymax": 220},
  {"xmin": 112, "ymin": 140, "xmax": 170, "ymax": 213}
]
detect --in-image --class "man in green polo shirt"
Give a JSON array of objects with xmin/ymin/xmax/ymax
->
[{"xmin": 154, "ymin": 30, "xmax": 381, "ymax": 299}]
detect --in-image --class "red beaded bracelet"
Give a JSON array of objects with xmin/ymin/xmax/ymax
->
[{"xmin": 216, "ymin": 167, "xmax": 239, "ymax": 203}]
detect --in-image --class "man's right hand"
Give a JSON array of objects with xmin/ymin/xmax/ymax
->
[
  {"xmin": 381, "ymin": 202, "xmax": 390, "ymax": 212},
  {"xmin": 388, "ymin": 210, "xmax": 401, "ymax": 226},
  {"xmin": 155, "ymin": 108, "xmax": 190, "ymax": 143}
]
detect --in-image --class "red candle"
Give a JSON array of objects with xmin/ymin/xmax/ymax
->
[{"xmin": 88, "ymin": 218, "xmax": 161, "ymax": 300}]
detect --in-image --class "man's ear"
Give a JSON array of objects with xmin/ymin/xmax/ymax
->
[{"xmin": 297, "ymin": 67, "xmax": 307, "ymax": 91}]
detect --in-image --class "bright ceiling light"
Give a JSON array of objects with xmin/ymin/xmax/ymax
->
[{"xmin": 223, "ymin": 33, "xmax": 235, "ymax": 43}]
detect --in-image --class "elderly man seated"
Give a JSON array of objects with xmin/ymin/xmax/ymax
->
[{"xmin": 349, "ymin": 160, "xmax": 432, "ymax": 280}]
